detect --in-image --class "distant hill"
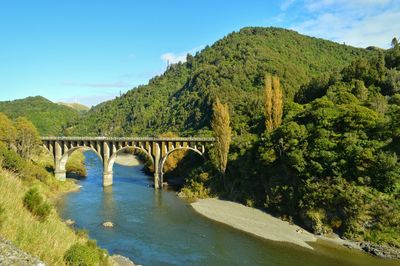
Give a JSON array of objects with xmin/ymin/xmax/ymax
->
[
  {"xmin": 58, "ymin": 102, "xmax": 90, "ymax": 112},
  {"xmin": 0, "ymin": 96, "xmax": 81, "ymax": 136},
  {"xmin": 71, "ymin": 27, "xmax": 372, "ymax": 136}
]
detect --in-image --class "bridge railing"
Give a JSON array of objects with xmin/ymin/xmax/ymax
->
[{"xmin": 40, "ymin": 136, "xmax": 215, "ymax": 142}]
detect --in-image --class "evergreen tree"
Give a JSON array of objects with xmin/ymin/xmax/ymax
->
[{"xmin": 392, "ymin": 37, "xmax": 399, "ymax": 48}]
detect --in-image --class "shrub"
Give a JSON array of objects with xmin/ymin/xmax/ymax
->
[
  {"xmin": 0, "ymin": 142, "xmax": 25, "ymax": 172},
  {"xmin": 180, "ymin": 179, "xmax": 210, "ymax": 201},
  {"xmin": 0, "ymin": 203, "xmax": 5, "ymax": 227},
  {"xmin": 23, "ymin": 187, "xmax": 51, "ymax": 221},
  {"xmin": 64, "ymin": 241, "xmax": 107, "ymax": 266}
]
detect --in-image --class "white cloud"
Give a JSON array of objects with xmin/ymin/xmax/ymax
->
[
  {"xmin": 281, "ymin": 0, "xmax": 296, "ymax": 11},
  {"xmin": 161, "ymin": 52, "xmax": 187, "ymax": 65},
  {"xmin": 287, "ymin": 0, "xmax": 400, "ymax": 48},
  {"xmin": 160, "ymin": 45, "xmax": 204, "ymax": 65},
  {"xmin": 304, "ymin": 0, "xmax": 391, "ymax": 12}
]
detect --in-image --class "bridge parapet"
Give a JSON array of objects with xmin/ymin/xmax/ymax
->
[{"xmin": 41, "ymin": 136, "xmax": 214, "ymax": 188}]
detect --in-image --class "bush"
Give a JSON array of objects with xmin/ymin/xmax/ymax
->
[
  {"xmin": 180, "ymin": 179, "xmax": 210, "ymax": 201},
  {"xmin": 0, "ymin": 203, "xmax": 5, "ymax": 227},
  {"xmin": 64, "ymin": 242, "xmax": 107, "ymax": 266},
  {"xmin": 23, "ymin": 187, "xmax": 51, "ymax": 221},
  {"xmin": 0, "ymin": 142, "xmax": 25, "ymax": 172}
]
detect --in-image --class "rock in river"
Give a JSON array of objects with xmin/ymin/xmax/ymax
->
[{"xmin": 103, "ymin": 221, "xmax": 114, "ymax": 227}]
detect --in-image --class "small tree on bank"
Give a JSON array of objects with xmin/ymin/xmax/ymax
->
[
  {"xmin": 14, "ymin": 117, "xmax": 40, "ymax": 159},
  {"xmin": 264, "ymin": 74, "xmax": 283, "ymax": 132},
  {"xmin": 0, "ymin": 112, "xmax": 17, "ymax": 148},
  {"xmin": 211, "ymin": 97, "xmax": 231, "ymax": 178}
]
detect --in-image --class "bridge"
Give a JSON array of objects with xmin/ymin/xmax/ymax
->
[{"xmin": 41, "ymin": 137, "xmax": 214, "ymax": 188}]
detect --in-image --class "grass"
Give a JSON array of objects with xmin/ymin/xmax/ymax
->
[{"xmin": 0, "ymin": 168, "xmax": 85, "ymax": 265}]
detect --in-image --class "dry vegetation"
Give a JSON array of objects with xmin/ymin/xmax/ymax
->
[{"xmin": 0, "ymin": 169, "xmax": 84, "ymax": 265}]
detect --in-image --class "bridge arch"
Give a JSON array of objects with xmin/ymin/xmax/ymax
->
[
  {"xmin": 159, "ymin": 147, "xmax": 205, "ymax": 183},
  {"xmin": 58, "ymin": 146, "xmax": 102, "ymax": 175},
  {"xmin": 106, "ymin": 146, "xmax": 154, "ymax": 174}
]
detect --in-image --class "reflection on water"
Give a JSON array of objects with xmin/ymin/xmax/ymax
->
[{"xmin": 56, "ymin": 151, "xmax": 399, "ymax": 266}]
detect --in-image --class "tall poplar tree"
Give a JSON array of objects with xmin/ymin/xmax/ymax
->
[
  {"xmin": 264, "ymin": 74, "xmax": 283, "ymax": 131},
  {"xmin": 211, "ymin": 97, "xmax": 231, "ymax": 176}
]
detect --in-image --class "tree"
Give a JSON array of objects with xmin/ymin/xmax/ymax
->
[
  {"xmin": 392, "ymin": 37, "xmax": 399, "ymax": 48},
  {"xmin": 211, "ymin": 97, "xmax": 231, "ymax": 176},
  {"xmin": 14, "ymin": 117, "xmax": 40, "ymax": 159},
  {"xmin": 272, "ymin": 76, "xmax": 283, "ymax": 129},
  {"xmin": 0, "ymin": 112, "xmax": 17, "ymax": 147},
  {"xmin": 264, "ymin": 74, "xmax": 273, "ymax": 131},
  {"xmin": 264, "ymin": 74, "xmax": 283, "ymax": 132}
]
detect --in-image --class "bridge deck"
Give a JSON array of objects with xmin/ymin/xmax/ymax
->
[{"xmin": 40, "ymin": 136, "xmax": 215, "ymax": 142}]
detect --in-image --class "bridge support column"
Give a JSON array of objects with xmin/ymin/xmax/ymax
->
[
  {"xmin": 153, "ymin": 142, "xmax": 162, "ymax": 189},
  {"xmin": 103, "ymin": 171, "xmax": 113, "ymax": 187},
  {"xmin": 54, "ymin": 140, "xmax": 66, "ymax": 181},
  {"xmin": 103, "ymin": 141, "xmax": 113, "ymax": 187}
]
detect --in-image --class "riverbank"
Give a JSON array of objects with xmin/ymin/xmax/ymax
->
[
  {"xmin": 114, "ymin": 153, "xmax": 141, "ymax": 167},
  {"xmin": 191, "ymin": 198, "xmax": 400, "ymax": 259},
  {"xmin": 191, "ymin": 198, "xmax": 317, "ymax": 249}
]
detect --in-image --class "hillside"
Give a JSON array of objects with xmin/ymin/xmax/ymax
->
[
  {"xmin": 0, "ymin": 96, "xmax": 81, "ymax": 136},
  {"xmin": 58, "ymin": 102, "xmax": 90, "ymax": 112},
  {"xmin": 70, "ymin": 27, "xmax": 371, "ymax": 136}
]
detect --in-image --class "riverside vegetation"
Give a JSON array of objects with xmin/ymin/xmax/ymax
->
[
  {"xmin": 0, "ymin": 113, "xmax": 112, "ymax": 265},
  {"xmin": 1, "ymin": 27, "xmax": 399, "ymax": 259}
]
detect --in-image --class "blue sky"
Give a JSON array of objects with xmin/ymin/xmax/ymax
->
[{"xmin": 0, "ymin": 0, "xmax": 399, "ymax": 106}]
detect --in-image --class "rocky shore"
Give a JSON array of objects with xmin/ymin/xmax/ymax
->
[
  {"xmin": 0, "ymin": 237, "xmax": 44, "ymax": 266},
  {"xmin": 360, "ymin": 242, "xmax": 400, "ymax": 260}
]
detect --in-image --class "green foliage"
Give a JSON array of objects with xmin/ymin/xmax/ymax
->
[
  {"xmin": 0, "ymin": 96, "xmax": 81, "ymax": 136},
  {"xmin": 64, "ymin": 242, "xmax": 103, "ymax": 266},
  {"xmin": 0, "ymin": 141, "xmax": 26, "ymax": 172},
  {"xmin": 14, "ymin": 117, "xmax": 41, "ymax": 159},
  {"xmin": 175, "ymin": 37, "xmax": 400, "ymax": 248},
  {"xmin": 0, "ymin": 112, "xmax": 17, "ymax": 146},
  {"xmin": 66, "ymin": 151, "xmax": 87, "ymax": 177},
  {"xmin": 23, "ymin": 187, "xmax": 52, "ymax": 221},
  {"xmin": 71, "ymin": 27, "xmax": 367, "ymax": 136},
  {"xmin": 180, "ymin": 179, "xmax": 211, "ymax": 201}
]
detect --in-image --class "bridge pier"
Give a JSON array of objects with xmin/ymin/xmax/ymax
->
[
  {"xmin": 54, "ymin": 140, "xmax": 66, "ymax": 181},
  {"xmin": 42, "ymin": 137, "xmax": 213, "ymax": 189},
  {"xmin": 103, "ymin": 171, "xmax": 113, "ymax": 187}
]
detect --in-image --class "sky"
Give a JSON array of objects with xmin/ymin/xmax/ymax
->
[{"xmin": 0, "ymin": 0, "xmax": 399, "ymax": 106}]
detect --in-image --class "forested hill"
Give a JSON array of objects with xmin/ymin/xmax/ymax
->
[
  {"xmin": 70, "ymin": 27, "xmax": 370, "ymax": 136},
  {"xmin": 0, "ymin": 96, "xmax": 81, "ymax": 136}
]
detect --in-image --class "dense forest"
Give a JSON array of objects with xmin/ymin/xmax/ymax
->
[
  {"xmin": 70, "ymin": 27, "xmax": 369, "ymax": 136},
  {"xmin": 0, "ymin": 96, "xmax": 81, "ymax": 136},
  {"xmin": 179, "ymin": 35, "xmax": 400, "ymax": 252}
]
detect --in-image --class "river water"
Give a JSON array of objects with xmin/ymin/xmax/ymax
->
[{"xmin": 56, "ymin": 151, "xmax": 398, "ymax": 266}]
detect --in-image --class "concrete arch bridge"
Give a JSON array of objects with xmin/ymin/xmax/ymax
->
[{"xmin": 41, "ymin": 137, "xmax": 214, "ymax": 188}]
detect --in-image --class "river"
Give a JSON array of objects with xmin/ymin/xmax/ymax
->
[{"xmin": 56, "ymin": 151, "xmax": 398, "ymax": 266}]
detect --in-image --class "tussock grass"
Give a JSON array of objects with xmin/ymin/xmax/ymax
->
[{"xmin": 0, "ymin": 169, "xmax": 84, "ymax": 265}]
